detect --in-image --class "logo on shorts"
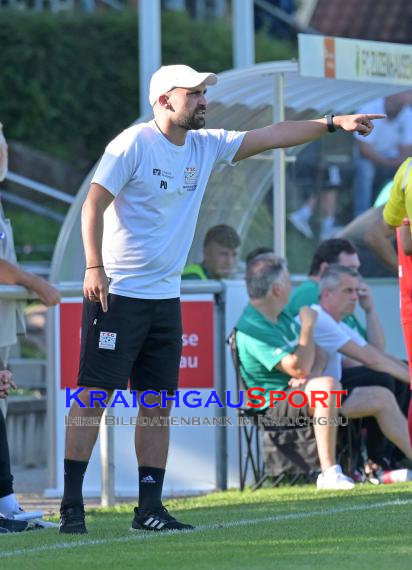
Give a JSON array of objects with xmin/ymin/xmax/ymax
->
[
  {"xmin": 99, "ymin": 331, "xmax": 117, "ymax": 350},
  {"xmin": 152, "ymin": 168, "xmax": 161, "ymax": 176}
]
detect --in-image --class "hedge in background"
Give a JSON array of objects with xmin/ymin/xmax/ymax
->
[{"xmin": 0, "ymin": 9, "xmax": 296, "ymax": 165}]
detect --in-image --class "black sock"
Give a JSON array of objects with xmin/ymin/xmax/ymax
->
[
  {"xmin": 138, "ymin": 466, "xmax": 165, "ymax": 512},
  {"xmin": 0, "ymin": 409, "xmax": 13, "ymax": 498},
  {"xmin": 61, "ymin": 459, "xmax": 88, "ymax": 508}
]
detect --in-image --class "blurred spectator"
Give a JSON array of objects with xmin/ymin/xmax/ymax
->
[
  {"xmin": 0, "ymin": 123, "xmax": 60, "ymax": 530},
  {"xmin": 288, "ymin": 140, "xmax": 343, "ymax": 242},
  {"xmin": 338, "ymin": 205, "xmax": 397, "ymax": 277},
  {"xmin": 334, "ymin": 179, "xmax": 398, "ymax": 277},
  {"xmin": 182, "ymin": 224, "xmax": 240, "ymax": 280},
  {"xmin": 352, "ymin": 93, "xmax": 412, "ymax": 217}
]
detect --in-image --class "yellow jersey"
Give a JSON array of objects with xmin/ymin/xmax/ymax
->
[{"xmin": 383, "ymin": 157, "xmax": 412, "ymax": 227}]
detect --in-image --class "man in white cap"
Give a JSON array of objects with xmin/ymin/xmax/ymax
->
[{"xmin": 60, "ymin": 64, "xmax": 385, "ymax": 534}]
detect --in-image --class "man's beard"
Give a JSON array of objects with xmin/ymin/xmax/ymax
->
[{"xmin": 177, "ymin": 111, "xmax": 205, "ymax": 131}]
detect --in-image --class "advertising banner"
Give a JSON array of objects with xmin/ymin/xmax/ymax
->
[{"xmin": 299, "ymin": 34, "xmax": 412, "ymax": 86}]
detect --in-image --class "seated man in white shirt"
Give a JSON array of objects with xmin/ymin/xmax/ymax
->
[{"xmin": 310, "ymin": 264, "xmax": 412, "ymax": 463}]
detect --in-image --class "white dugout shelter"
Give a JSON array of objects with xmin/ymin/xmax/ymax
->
[{"xmin": 48, "ymin": 37, "xmax": 412, "ymax": 498}]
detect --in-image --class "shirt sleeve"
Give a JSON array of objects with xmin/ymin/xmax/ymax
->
[
  {"xmin": 242, "ymin": 333, "xmax": 295, "ymax": 372},
  {"xmin": 288, "ymin": 285, "xmax": 319, "ymax": 316},
  {"xmin": 91, "ymin": 128, "xmax": 140, "ymax": 197},
  {"xmin": 208, "ymin": 129, "xmax": 246, "ymax": 167},
  {"xmin": 339, "ymin": 322, "xmax": 368, "ymax": 347},
  {"xmin": 312, "ymin": 307, "xmax": 351, "ymax": 355},
  {"xmin": 383, "ymin": 159, "xmax": 411, "ymax": 227}
]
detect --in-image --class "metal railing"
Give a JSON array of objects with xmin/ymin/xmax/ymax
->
[
  {"xmin": 0, "ymin": 280, "xmax": 227, "ymax": 505},
  {"xmin": 6, "ymin": 171, "xmax": 75, "ymax": 205}
]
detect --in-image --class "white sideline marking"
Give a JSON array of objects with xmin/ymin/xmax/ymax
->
[{"xmin": 1, "ymin": 498, "xmax": 411, "ymax": 559}]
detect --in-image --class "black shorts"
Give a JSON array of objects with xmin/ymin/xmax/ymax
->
[
  {"xmin": 341, "ymin": 366, "xmax": 396, "ymax": 403},
  {"xmin": 77, "ymin": 294, "xmax": 182, "ymax": 392},
  {"xmin": 263, "ymin": 386, "xmax": 309, "ymax": 421}
]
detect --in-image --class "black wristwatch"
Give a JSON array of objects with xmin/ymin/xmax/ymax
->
[{"xmin": 325, "ymin": 113, "xmax": 337, "ymax": 133}]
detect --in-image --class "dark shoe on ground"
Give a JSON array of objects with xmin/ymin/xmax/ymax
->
[
  {"xmin": 131, "ymin": 505, "xmax": 194, "ymax": 532},
  {"xmin": 0, "ymin": 515, "xmax": 39, "ymax": 532},
  {"xmin": 59, "ymin": 504, "xmax": 87, "ymax": 534}
]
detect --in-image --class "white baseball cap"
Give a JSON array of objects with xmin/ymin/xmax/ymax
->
[{"xmin": 149, "ymin": 65, "xmax": 218, "ymax": 106}]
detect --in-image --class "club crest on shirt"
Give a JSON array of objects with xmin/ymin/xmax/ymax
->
[{"xmin": 184, "ymin": 166, "xmax": 198, "ymax": 191}]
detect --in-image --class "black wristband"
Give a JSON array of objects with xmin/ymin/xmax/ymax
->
[{"xmin": 325, "ymin": 113, "xmax": 336, "ymax": 133}]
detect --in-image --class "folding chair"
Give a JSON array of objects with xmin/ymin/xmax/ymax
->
[
  {"xmin": 227, "ymin": 330, "xmax": 264, "ymax": 490},
  {"xmin": 337, "ymin": 418, "xmax": 364, "ymax": 477},
  {"xmin": 228, "ymin": 329, "xmax": 319, "ymax": 490}
]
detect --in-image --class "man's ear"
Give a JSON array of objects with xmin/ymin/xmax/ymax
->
[
  {"xmin": 158, "ymin": 94, "xmax": 172, "ymax": 110},
  {"xmin": 319, "ymin": 261, "xmax": 329, "ymax": 276},
  {"xmin": 271, "ymin": 282, "xmax": 281, "ymax": 297},
  {"xmin": 321, "ymin": 289, "xmax": 330, "ymax": 302}
]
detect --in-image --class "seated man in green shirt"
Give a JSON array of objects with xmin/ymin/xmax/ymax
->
[
  {"xmin": 182, "ymin": 224, "xmax": 240, "ymax": 280},
  {"xmin": 236, "ymin": 253, "xmax": 354, "ymax": 490},
  {"xmin": 288, "ymin": 238, "xmax": 384, "ymax": 346}
]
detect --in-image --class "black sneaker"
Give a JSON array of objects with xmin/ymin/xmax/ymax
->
[
  {"xmin": 0, "ymin": 515, "xmax": 36, "ymax": 533},
  {"xmin": 59, "ymin": 504, "xmax": 87, "ymax": 534},
  {"xmin": 131, "ymin": 505, "xmax": 194, "ymax": 532}
]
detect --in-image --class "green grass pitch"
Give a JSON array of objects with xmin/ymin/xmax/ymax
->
[{"xmin": 1, "ymin": 483, "xmax": 412, "ymax": 569}]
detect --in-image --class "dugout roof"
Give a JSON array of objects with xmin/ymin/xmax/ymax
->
[{"xmin": 51, "ymin": 60, "xmax": 409, "ymax": 281}]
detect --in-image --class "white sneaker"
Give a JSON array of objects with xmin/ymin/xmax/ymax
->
[
  {"xmin": 3, "ymin": 504, "xmax": 44, "ymax": 521},
  {"xmin": 1, "ymin": 506, "xmax": 58, "ymax": 528},
  {"xmin": 317, "ymin": 465, "xmax": 355, "ymax": 490},
  {"xmin": 288, "ymin": 211, "xmax": 314, "ymax": 239}
]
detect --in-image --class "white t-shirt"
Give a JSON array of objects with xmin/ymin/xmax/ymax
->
[
  {"xmin": 310, "ymin": 304, "xmax": 367, "ymax": 379},
  {"xmin": 0, "ymin": 201, "xmax": 26, "ymax": 348},
  {"xmin": 92, "ymin": 120, "xmax": 245, "ymax": 299},
  {"xmin": 354, "ymin": 98, "xmax": 412, "ymax": 158}
]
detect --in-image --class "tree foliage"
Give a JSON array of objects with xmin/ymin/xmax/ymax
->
[{"xmin": 0, "ymin": 10, "xmax": 296, "ymax": 164}]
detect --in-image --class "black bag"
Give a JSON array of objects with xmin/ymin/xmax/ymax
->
[{"xmin": 263, "ymin": 425, "xmax": 320, "ymax": 476}]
